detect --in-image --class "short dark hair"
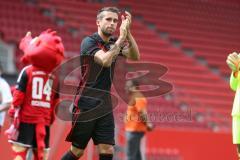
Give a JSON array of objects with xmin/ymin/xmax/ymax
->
[
  {"xmin": 97, "ymin": 7, "xmax": 119, "ymax": 20},
  {"xmin": 131, "ymin": 80, "xmax": 139, "ymax": 87},
  {"xmin": 127, "ymin": 79, "xmax": 139, "ymax": 87}
]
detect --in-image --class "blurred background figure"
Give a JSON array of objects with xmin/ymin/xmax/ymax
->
[
  {"xmin": 124, "ymin": 80, "xmax": 154, "ymax": 160},
  {"xmin": 0, "ymin": 64, "xmax": 13, "ymax": 133},
  {"xmin": 226, "ymin": 52, "xmax": 240, "ymax": 160}
]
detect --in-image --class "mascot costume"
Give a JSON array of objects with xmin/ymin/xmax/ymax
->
[{"xmin": 5, "ymin": 29, "xmax": 64, "ymax": 160}]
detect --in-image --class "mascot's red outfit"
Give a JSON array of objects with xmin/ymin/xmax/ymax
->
[{"xmin": 5, "ymin": 29, "xmax": 64, "ymax": 160}]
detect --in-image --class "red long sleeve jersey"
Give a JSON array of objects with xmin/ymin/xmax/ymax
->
[{"xmin": 13, "ymin": 65, "xmax": 59, "ymax": 125}]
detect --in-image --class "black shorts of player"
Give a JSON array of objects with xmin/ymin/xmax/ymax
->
[
  {"xmin": 66, "ymin": 108, "xmax": 115, "ymax": 149},
  {"xmin": 10, "ymin": 122, "xmax": 50, "ymax": 148}
]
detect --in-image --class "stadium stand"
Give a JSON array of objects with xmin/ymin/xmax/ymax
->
[{"xmin": 0, "ymin": 0, "xmax": 238, "ymax": 159}]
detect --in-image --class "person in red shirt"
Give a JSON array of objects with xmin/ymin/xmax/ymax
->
[{"xmin": 6, "ymin": 29, "xmax": 64, "ymax": 160}]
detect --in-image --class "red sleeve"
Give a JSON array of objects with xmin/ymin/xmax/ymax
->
[
  {"xmin": 12, "ymin": 89, "xmax": 25, "ymax": 107},
  {"xmin": 13, "ymin": 67, "xmax": 29, "ymax": 107}
]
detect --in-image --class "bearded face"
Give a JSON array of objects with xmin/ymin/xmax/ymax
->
[{"xmin": 97, "ymin": 11, "xmax": 119, "ymax": 37}]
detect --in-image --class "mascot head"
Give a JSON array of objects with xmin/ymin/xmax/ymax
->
[{"xmin": 19, "ymin": 29, "xmax": 65, "ymax": 72}]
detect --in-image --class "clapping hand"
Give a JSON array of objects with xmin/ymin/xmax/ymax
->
[{"xmin": 226, "ymin": 52, "xmax": 240, "ymax": 72}]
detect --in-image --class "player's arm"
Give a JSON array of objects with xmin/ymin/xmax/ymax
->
[
  {"xmin": 135, "ymin": 97, "xmax": 153, "ymax": 131},
  {"xmin": 12, "ymin": 67, "xmax": 28, "ymax": 108},
  {"xmin": 8, "ymin": 67, "xmax": 28, "ymax": 117},
  {"xmin": 230, "ymin": 72, "xmax": 239, "ymax": 91},
  {"xmin": 138, "ymin": 107, "xmax": 154, "ymax": 131},
  {"xmin": 94, "ymin": 37, "xmax": 125, "ymax": 67},
  {"xmin": 121, "ymin": 11, "xmax": 140, "ymax": 61},
  {"xmin": 121, "ymin": 32, "xmax": 140, "ymax": 61}
]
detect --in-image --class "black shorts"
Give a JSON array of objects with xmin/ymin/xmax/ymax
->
[
  {"xmin": 9, "ymin": 122, "xmax": 50, "ymax": 148},
  {"xmin": 66, "ymin": 110, "xmax": 115, "ymax": 149}
]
